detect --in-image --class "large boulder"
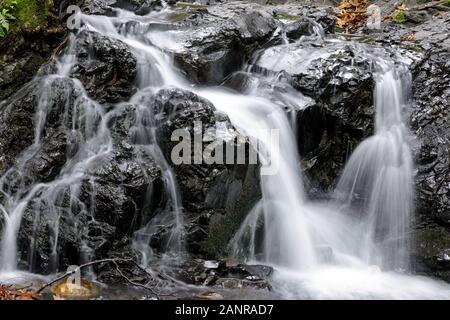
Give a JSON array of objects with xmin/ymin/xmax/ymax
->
[
  {"xmin": 169, "ymin": 3, "xmax": 278, "ymax": 84},
  {"xmin": 14, "ymin": 99, "xmax": 166, "ymax": 273},
  {"xmin": 137, "ymin": 88, "xmax": 261, "ymax": 257},
  {"xmin": 0, "ymin": 77, "xmax": 83, "ymax": 178},
  {"xmin": 17, "ymin": 148, "xmax": 164, "ymax": 273},
  {"xmin": 251, "ymin": 40, "xmax": 375, "ymax": 194},
  {"xmin": 70, "ymin": 30, "xmax": 138, "ymax": 103}
]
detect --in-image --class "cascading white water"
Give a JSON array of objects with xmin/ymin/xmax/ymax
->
[
  {"xmin": 197, "ymin": 90, "xmax": 317, "ymax": 270},
  {"xmin": 0, "ymin": 5, "xmax": 449, "ymax": 298},
  {"xmin": 335, "ymin": 62, "xmax": 414, "ymax": 270},
  {"xmin": 0, "ymin": 10, "xmax": 187, "ymax": 272}
]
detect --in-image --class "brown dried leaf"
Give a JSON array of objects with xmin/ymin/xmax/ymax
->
[
  {"xmin": 0, "ymin": 285, "xmax": 41, "ymax": 300},
  {"xmin": 335, "ymin": 0, "xmax": 370, "ymax": 32},
  {"xmin": 401, "ymin": 33, "xmax": 415, "ymax": 41}
]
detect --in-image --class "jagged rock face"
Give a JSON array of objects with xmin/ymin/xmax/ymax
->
[
  {"xmin": 138, "ymin": 88, "xmax": 261, "ymax": 256},
  {"xmin": 0, "ymin": 76, "xmax": 165, "ymax": 273},
  {"xmin": 294, "ymin": 48, "xmax": 375, "ymax": 193},
  {"xmin": 0, "ymin": 77, "xmax": 78, "ymax": 177},
  {"xmin": 251, "ymin": 41, "xmax": 375, "ymax": 194},
  {"xmin": 0, "ymin": 14, "xmax": 66, "ymax": 101},
  {"xmin": 411, "ymin": 39, "xmax": 450, "ymax": 228},
  {"xmin": 413, "ymin": 49, "xmax": 450, "ymax": 226},
  {"xmin": 170, "ymin": 7, "xmax": 277, "ymax": 85},
  {"xmin": 71, "ymin": 30, "xmax": 138, "ymax": 103},
  {"xmin": 405, "ymin": 15, "xmax": 450, "ymax": 279}
]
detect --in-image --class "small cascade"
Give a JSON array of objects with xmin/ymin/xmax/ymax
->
[
  {"xmin": 335, "ymin": 62, "xmax": 414, "ymax": 270},
  {"xmin": 230, "ymin": 23, "xmax": 415, "ymax": 273}
]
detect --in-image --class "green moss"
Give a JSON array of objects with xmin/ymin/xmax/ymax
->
[
  {"xmin": 274, "ymin": 12, "xmax": 300, "ymax": 21},
  {"xmin": 0, "ymin": 0, "xmax": 49, "ymax": 32},
  {"xmin": 167, "ymin": 12, "xmax": 189, "ymax": 23},
  {"xmin": 392, "ymin": 10, "xmax": 406, "ymax": 24},
  {"xmin": 437, "ymin": 0, "xmax": 450, "ymax": 8},
  {"xmin": 201, "ymin": 166, "xmax": 262, "ymax": 258},
  {"xmin": 416, "ymin": 226, "xmax": 450, "ymax": 258},
  {"xmin": 175, "ymin": 2, "xmax": 208, "ymax": 9},
  {"xmin": 409, "ymin": 45, "xmax": 422, "ymax": 53}
]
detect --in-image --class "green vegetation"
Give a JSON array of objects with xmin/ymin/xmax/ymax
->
[
  {"xmin": 409, "ymin": 45, "xmax": 422, "ymax": 53},
  {"xmin": 167, "ymin": 12, "xmax": 189, "ymax": 23},
  {"xmin": 392, "ymin": 10, "xmax": 406, "ymax": 24},
  {"xmin": 0, "ymin": 0, "xmax": 50, "ymax": 37},
  {"xmin": 274, "ymin": 12, "xmax": 300, "ymax": 21},
  {"xmin": 437, "ymin": 0, "xmax": 450, "ymax": 8},
  {"xmin": 0, "ymin": 0, "xmax": 16, "ymax": 37}
]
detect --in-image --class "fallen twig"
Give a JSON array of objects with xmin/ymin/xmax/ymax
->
[
  {"xmin": 49, "ymin": 34, "xmax": 70, "ymax": 62},
  {"xmin": 36, "ymin": 258, "xmax": 177, "ymax": 299},
  {"xmin": 36, "ymin": 258, "xmax": 132, "ymax": 294}
]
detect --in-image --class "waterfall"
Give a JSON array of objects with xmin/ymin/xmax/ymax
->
[
  {"xmin": 0, "ymin": 5, "xmax": 449, "ymax": 299},
  {"xmin": 335, "ymin": 63, "xmax": 414, "ymax": 270}
]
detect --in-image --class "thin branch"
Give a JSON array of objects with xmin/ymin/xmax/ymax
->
[
  {"xmin": 36, "ymin": 258, "xmax": 178, "ymax": 299},
  {"xmin": 112, "ymin": 261, "xmax": 160, "ymax": 297},
  {"xmin": 36, "ymin": 258, "xmax": 132, "ymax": 294}
]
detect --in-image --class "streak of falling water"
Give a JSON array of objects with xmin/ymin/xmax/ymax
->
[
  {"xmin": 73, "ymin": 12, "xmax": 188, "ymax": 262},
  {"xmin": 335, "ymin": 62, "xmax": 414, "ymax": 270}
]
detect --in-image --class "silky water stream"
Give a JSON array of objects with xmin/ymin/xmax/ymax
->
[{"xmin": 0, "ymin": 8, "xmax": 449, "ymax": 299}]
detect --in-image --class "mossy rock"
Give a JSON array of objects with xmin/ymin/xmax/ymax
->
[
  {"xmin": 168, "ymin": 12, "xmax": 189, "ymax": 23},
  {"xmin": 392, "ymin": 10, "xmax": 406, "ymax": 24},
  {"xmin": 274, "ymin": 12, "xmax": 300, "ymax": 21},
  {"xmin": 415, "ymin": 226, "xmax": 450, "ymax": 270},
  {"xmin": 201, "ymin": 164, "xmax": 262, "ymax": 258}
]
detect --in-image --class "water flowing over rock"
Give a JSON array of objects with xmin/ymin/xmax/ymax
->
[
  {"xmin": 140, "ymin": 88, "xmax": 261, "ymax": 256},
  {"xmin": 0, "ymin": 0, "xmax": 450, "ymax": 299},
  {"xmin": 171, "ymin": 5, "xmax": 278, "ymax": 84}
]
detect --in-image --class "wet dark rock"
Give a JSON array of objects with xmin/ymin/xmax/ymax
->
[
  {"xmin": 226, "ymin": 264, "xmax": 274, "ymax": 279},
  {"xmin": 71, "ymin": 0, "xmax": 116, "ymax": 16},
  {"xmin": 71, "ymin": 30, "xmax": 137, "ymax": 103},
  {"xmin": 175, "ymin": 258, "xmax": 273, "ymax": 291},
  {"xmin": 80, "ymin": 150, "xmax": 164, "ymax": 233},
  {"xmin": 0, "ymin": 15, "xmax": 66, "ymax": 101},
  {"xmin": 143, "ymin": 88, "xmax": 261, "ymax": 257},
  {"xmin": 56, "ymin": 0, "xmax": 163, "ymax": 16},
  {"xmin": 414, "ymin": 226, "xmax": 450, "ymax": 281},
  {"xmin": 17, "ymin": 148, "xmax": 164, "ymax": 274},
  {"xmin": 171, "ymin": 4, "xmax": 277, "ymax": 84},
  {"xmin": 258, "ymin": 45, "xmax": 375, "ymax": 193},
  {"xmin": 214, "ymin": 277, "xmax": 270, "ymax": 290},
  {"xmin": 408, "ymin": 16, "xmax": 450, "ymax": 229},
  {"xmin": 0, "ymin": 83, "xmax": 39, "ymax": 175},
  {"xmin": 113, "ymin": 0, "xmax": 163, "ymax": 15},
  {"xmin": 0, "ymin": 77, "xmax": 81, "ymax": 177},
  {"xmin": 284, "ymin": 20, "xmax": 319, "ymax": 41},
  {"xmin": 21, "ymin": 128, "xmax": 69, "ymax": 183}
]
